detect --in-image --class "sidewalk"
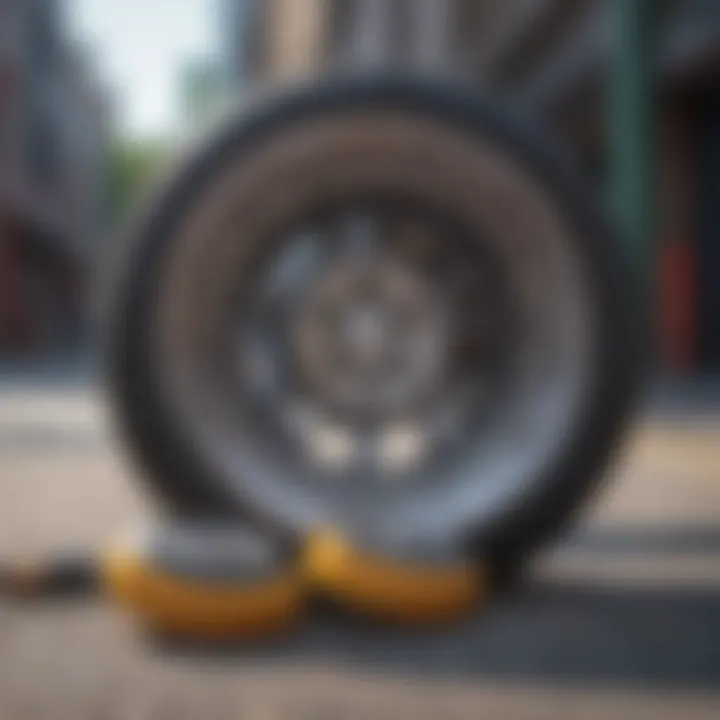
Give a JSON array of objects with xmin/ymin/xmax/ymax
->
[{"xmin": 0, "ymin": 373, "xmax": 719, "ymax": 718}]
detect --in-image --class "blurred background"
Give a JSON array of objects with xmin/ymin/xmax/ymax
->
[
  {"xmin": 1, "ymin": 2, "xmax": 720, "ymax": 718},
  {"xmin": 1, "ymin": 0, "xmax": 719, "ymax": 376}
]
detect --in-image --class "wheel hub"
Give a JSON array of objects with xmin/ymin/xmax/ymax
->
[{"xmin": 293, "ymin": 259, "xmax": 449, "ymax": 420}]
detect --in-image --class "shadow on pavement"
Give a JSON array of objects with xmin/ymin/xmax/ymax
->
[
  {"xmin": 254, "ymin": 581, "xmax": 720, "ymax": 691},
  {"xmin": 567, "ymin": 525, "xmax": 720, "ymax": 555},
  {"xmin": 159, "ymin": 526, "xmax": 720, "ymax": 692}
]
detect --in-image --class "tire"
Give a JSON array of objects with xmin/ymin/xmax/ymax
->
[{"xmin": 102, "ymin": 75, "xmax": 647, "ymax": 572}]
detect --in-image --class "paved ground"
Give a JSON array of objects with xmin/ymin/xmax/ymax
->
[{"xmin": 1, "ymin": 377, "xmax": 720, "ymax": 719}]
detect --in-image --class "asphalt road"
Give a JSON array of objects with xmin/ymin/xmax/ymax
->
[{"xmin": 1, "ymin": 378, "xmax": 720, "ymax": 719}]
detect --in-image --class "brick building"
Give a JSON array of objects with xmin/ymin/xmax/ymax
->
[
  {"xmin": 0, "ymin": 0, "xmax": 107, "ymax": 356},
  {"xmin": 222, "ymin": 0, "xmax": 720, "ymax": 374}
]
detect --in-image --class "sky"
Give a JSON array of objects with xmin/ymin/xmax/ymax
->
[{"xmin": 69, "ymin": 0, "xmax": 219, "ymax": 139}]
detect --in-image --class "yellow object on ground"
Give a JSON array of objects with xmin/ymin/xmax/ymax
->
[
  {"xmin": 102, "ymin": 544, "xmax": 305, "ymax": 641},
  {"xmin": 304, "ymin": 530, "xmax": 485, "ymax": 625}
]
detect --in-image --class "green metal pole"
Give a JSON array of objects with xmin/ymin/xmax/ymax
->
[{"xmin": 609, "ymin": 0, "xmax": 656, "ymax": 272}]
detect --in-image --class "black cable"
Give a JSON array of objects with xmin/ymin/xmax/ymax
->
[{"xmin": 0, "ymin": 555, "xmax": 99, "ymax": 599}]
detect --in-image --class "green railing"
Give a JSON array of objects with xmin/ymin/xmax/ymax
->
[{"xmin": 610, "ymin": 0, "xmax": 656, "ymax": 272}]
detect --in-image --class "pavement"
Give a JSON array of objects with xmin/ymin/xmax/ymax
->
[{"xmin": 1, "ymin": 374, "xmax": 720, "ymax": 719}]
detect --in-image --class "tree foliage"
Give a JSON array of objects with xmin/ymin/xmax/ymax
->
[{"xmin": 106, "ymin": 138, "xmax": 169, "ymax": 223}]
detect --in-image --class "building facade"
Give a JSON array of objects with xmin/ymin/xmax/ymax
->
[{"xmin": 0, "ymin": 0, "xmax": 108, "ymax": 356}]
